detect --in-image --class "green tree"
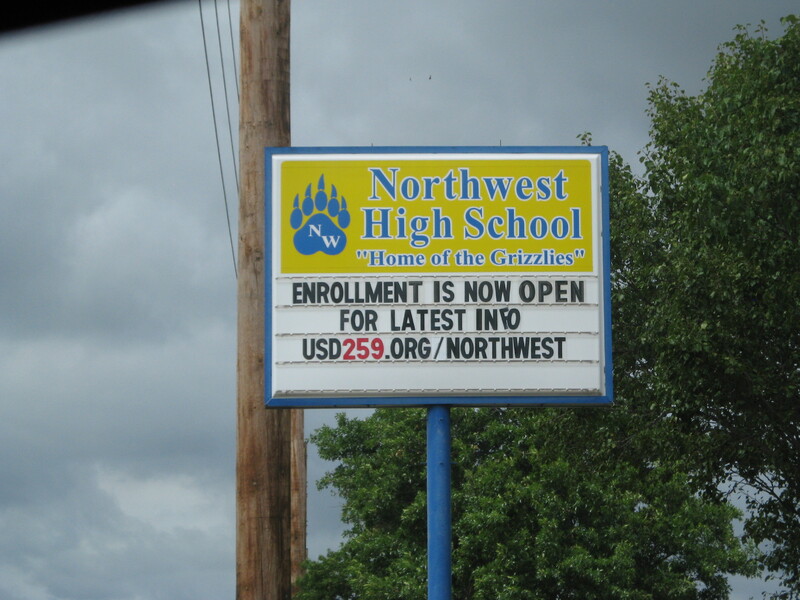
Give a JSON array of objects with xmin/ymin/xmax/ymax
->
[
  {"xmin": 298, "ymin": 406, "xmax": 755, "ymax": 600},
  {"xmin": 298, "ymin": 18, "xmax": 800, "ymax": 597},
  {"xmin": 635, "ymin": 16, "xmax": 800, "ymax": 592}
]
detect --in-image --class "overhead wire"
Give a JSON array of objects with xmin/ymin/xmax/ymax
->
[
  {"xmin": 198, "ymin": 0, "xmax": 238, "ymax": 279},
  {"xmin": 213, "ymin": 0, "xmax": 240, "ymax": 196},
  {"xmin": 226, "ymin": 0, "xmax": 240, "ymax": 101}
]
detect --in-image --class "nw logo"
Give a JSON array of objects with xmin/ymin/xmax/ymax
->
[
  {"xmin": 308, "ymin": 222, "xmax": 341, "ymax": 250},
  {"xmin": 290, "ymin": 175, "xmax": 350, "ymax": 256}
]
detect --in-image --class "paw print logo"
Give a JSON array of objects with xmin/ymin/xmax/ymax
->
[{"xmin": 291, "ymin": 175, "xmax": 351, "ymax": 256}]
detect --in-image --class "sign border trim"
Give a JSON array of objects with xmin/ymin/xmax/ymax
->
[{"xmin": 264, "ymin": 146, "xmax": 613, "ymax": 408}]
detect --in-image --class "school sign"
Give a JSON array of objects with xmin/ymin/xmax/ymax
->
[{"xmin": 265, "ymin": 147, "xmax": 612, "ymax": 407}]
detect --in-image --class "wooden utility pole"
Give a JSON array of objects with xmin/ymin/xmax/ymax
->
[
  {"xmin": 290, "ymin": 412, "xmax": 307, "ymax": 594},
  {"xmin": 237, "ymin": 0, "xmax": 302, "ymax": 599}
]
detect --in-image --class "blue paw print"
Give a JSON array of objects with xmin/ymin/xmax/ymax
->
[{"xmin": 290, "ymin": 175, "xmax": 350, "ymax": 256}]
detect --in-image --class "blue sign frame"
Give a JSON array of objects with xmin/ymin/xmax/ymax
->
[{"xmin": 265, "ymin": 146, "xmax": 612, "ymax": 408}]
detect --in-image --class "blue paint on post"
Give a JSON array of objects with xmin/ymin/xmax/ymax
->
[{"xmin": 427, "ymin": 405, "xmax": 452, "ymax": 600}]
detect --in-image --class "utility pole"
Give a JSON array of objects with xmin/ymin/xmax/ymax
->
[
  {"xmin": 290, "ymin": 412, "xmax": 307, "ymax": 595},
  {"xmin": 237, "ymin": 1, "xmax": 302, "ymax": 599}
]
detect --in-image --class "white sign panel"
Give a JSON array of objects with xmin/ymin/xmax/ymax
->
[{"xmin": 266, "ymin": 147, "xmax": 612, "ymax": 407}]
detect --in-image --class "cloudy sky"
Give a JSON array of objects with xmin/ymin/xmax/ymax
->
[{"xmin": 0, "ymin": 1, "xmax": 796, "ymax": 598}]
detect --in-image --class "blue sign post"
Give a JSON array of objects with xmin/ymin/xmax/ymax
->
[{"xmin": 427, "ymin": 406, "xmax": 453, "ymax": 600}]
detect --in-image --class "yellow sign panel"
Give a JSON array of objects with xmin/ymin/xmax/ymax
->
[{"xmin": 278, "ymin": 156, "xmax": 597, "ymax": 274}]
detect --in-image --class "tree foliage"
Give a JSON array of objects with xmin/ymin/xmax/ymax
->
[
  {"xmin": 634, "ymin": 16, "xmax": 800, "ymax": 591},
  {"xmin": 299, "ymin": 405, "xmax": 755, "ymax": 600},
  {"xmin": 298, "ymin": 16, "xmax": 800, "ymax": 599}
]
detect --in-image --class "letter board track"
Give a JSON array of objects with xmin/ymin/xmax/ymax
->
[{"xmin": 265, "ymin": 147, "xmax": 612, "ymax": 407}]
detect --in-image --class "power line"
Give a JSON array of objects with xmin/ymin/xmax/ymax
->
[
  {"xmin": 226, "ymin": 0, "xmax": 240, "ymax": 101},
  {"xmin": 214, "ymin": 0, "xmax": 240, "ymax": 196},
  {"xmin": 198, "ymin": 0, "xmax": 238, "ymax": 279}
]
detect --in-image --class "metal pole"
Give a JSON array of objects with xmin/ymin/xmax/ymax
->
[{"xmin": 427, "ymin": 405, "xmax": 452, "ymax": 600}]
